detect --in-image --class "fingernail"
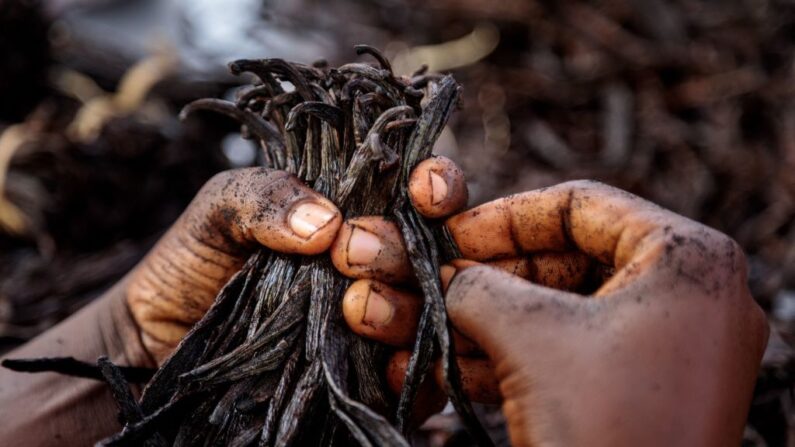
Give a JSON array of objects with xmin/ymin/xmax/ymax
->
[
  {"xmin": 347, "ymin": 227, "xmax": 382, "ymax": 265},
  {"xmin": 430, "ymin": 171, "xmax": 448, "ymax": 205},
  {"xmin": 363, "ymin": 289, "xmax": 393, "ymax": 327},
  {"xmin": 289, "ymin": 202, "xmax": 337, "ymax": 239}
]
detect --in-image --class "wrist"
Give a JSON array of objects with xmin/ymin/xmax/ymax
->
[{"xmin": 0, "ymin": 277, "xmax": 157, "ymax": 445}]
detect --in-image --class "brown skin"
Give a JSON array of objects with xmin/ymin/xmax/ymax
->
[
  {"xmin": 338, "ymin": 167, "xmax": 769, "ymax": 446},
  {"xmin": 341, "ymin": 279, "xmax": 422, "ymax": 346},
  {"xmin": 0, "ymin": 166, "xmax": 345, "ymax": 446},
  {"xmin": 408, "ymin": 156, "xmax": 468, "ymax": 218},
  {"xmin": 330, "ymin": 218, "xmax": 413, "ymax": 284},
  {"xmin": 0, "ymin": 157, "xmax": 766, "ymax": 446},
  {"xmin": 126, "ymin": 167, "xmax": 342, "ymax": 362},
  {"xmin": 386, "ymin": 351, "xmax": 448, "ymax": 427}
]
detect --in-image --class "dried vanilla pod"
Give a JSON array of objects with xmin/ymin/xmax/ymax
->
[{"xmin": 96, "ymin": 47, "xmax": 494, "ymax": 446}]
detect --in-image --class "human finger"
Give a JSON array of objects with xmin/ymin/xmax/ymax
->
[
  {"xmin": 445, "ymin": 180, "xmax": 681, "ymax": 270},
  {"xmin": 386, "ymin": 351, "xmax": 501, "ymax": 406},
  {"xmin": 386, "ymin": 350, "xmax": 447, "ymax": 427},
  {"xmin": 342, "ymin": 279, "xmax": 422, "ymax": 347},
  {"xmin": 330, "ymin": 217, "xmax": 412, "ymax": 284},
  {"xmin": 341, "ymin": 277, "xmax": 480, "ymax": 355},
  {"xmin": 441, "ymin": 252, "xmax": 593, "ymax": 293},
  {"xmin": 408, "ymin": 156, "xmax": 468, "ymax": 219},
  {"xmin": 191, "ymin": 167, "xmax": 342, "ymax": 255},
  {"xmin": 127, "ymin": 168, "xmax": 342, "ymax": 361}
]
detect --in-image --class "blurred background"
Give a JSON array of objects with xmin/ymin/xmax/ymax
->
[{"xmin": 0, "ymin": 0, "xmax": 793, "ymax": 445}]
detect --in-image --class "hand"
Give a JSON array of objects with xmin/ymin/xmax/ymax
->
[
  {"xmin": 333, "ymin": 158, "xmax": 769, "ymax": 446},
  {"xmin": 125, "ymin": 168, "xmax": 342, "ymax": 363}
]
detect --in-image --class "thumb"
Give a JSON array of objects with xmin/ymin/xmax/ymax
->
[
  {"xmin": 445, "ymin": 265, "xmax": 583, "ymax": 375},
  {"xmin": 186, "ymin": 167, "xmax": 342, "ymax": 256},
  {"xmin": 127, "ymin": 167, "xmax": 341, "ymax": 363},
  {"xmin": 445, "ymin": 265, "xmax": 586, "ymax": 447}
]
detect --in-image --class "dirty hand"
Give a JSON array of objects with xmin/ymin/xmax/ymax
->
[
  {"xmin": 125, "ymin": 168, "xmax": 342, "ymax": 363},
  {"xmin": 333, "ymin": 157, "xmax": 769, "ymax": 447}
]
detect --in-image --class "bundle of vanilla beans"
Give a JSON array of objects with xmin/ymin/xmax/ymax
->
[{"xmin": 93, "ymin": 47, "xmax": 492, "ymax": 446}]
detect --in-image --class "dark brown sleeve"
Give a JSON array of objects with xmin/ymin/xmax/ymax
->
[{"xmin": 0, "ymin": 279, "xmax": 155, "ymax": 446}]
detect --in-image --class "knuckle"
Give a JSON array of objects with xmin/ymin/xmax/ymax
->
[
  {"xmin": 724, "ymin": 236, "xmax": 748, "ymax": 277},
  {"xmin": 735, "ymin": 288, "xmax": 768, "ymax": 354},
  {"xmin": 199, "ymin": 169, "xmax": 238, "ymax": 196},
  {"xmin": 199, "ymin": 168, "xmax": 293, "ymax": 205},
  {"xmin": 658, "ymin": 223, "xmax": 747, "ymax": 291},
  {"xmin": 203, "ymin": 167, "xmax": 285, "ymax": 192},
  {"xmin": 559, "ymin": 179, "xmax": 610, "ymax": 193},
  {"xmin": 756, "ymin": 307, "xmax": 771, "ymax": 349},
  {"xmin": 562, "ymin": 178, "xmax": 603, "ymax": 188},
  {"xmin": 559, "ymin": 179, "xmax": 647, "ymax": 205}
]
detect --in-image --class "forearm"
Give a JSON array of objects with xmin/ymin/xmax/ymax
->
[{"xmin": 0, "ymin": 279, "xmax": 154, "ymax": 446}]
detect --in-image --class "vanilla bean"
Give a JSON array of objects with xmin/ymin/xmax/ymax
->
[
  {"xmin": 30, "ymin": 47, "xmax": 489, "ymax": 446},
  {"xmin": 98, "ymin": 356, "xmax": 168, "ymax": 447},
  {"xmin": 354, "ymin": 44, "xmax": 393, "ymax": 73},
  {"xmin": 1, "ymin": 357, "xmax": 155, "ymax": 382},
  {"xmin": 98, "ymin": 356, "xmax": 145, "ymax": 424}
]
